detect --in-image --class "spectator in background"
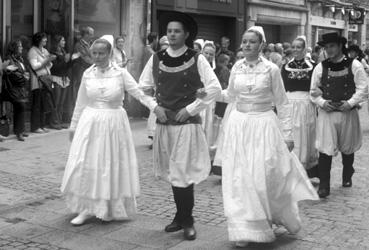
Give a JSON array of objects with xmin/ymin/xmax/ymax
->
[
  {"xmin": 275, "ymin": 43, "xmax": 284, "ymax": 55},
  {"xmin": 28, "ymin": 32, "xmax": 57, "ymax": 133},
  {"xmin": 269, "ymin": 51, "xmax": 283, "ymax": 68},
  {"xmin": 112, "ymin": 36, "xmax": 128, "ymax": 68},
  {"xmin": 72, "ymin": 26, "xmax": 94, "ymax": 104},
  {"xmin": 2, "ymin": 40, "xmax": 29, "ymax": 141},
  {"xmin": 235, "ymin": 48, "xmax": 245, "ymax": 61},
  {"xmin": 158, "ymin": 36, "xmax": 169, "ymax": 50},
  {"xmin": 283, "ymin": 48, "xmax": 293, "ymax": 64},
  {"xmin": 0, "ymin": 55, "xmax": 8, "ymax": 141},
  {"xmin": 262, "ymin": 47, "xmax": 272, "ymax": 60},
  {"xmin": 216, "ymin": 36, "xmax": 234, "ymax": 67},
  {"xmin": 283, "ymin": 42, "xmax": 291, "ymax": 51},
  {"xmin": 311, "ymin": 45, "xmax": 322, "ymax": 63},
  {"xmin": 50, "ymin": 35, "xmax": 72, "ymax": 125},
  {"xmin": 143, "ymin": 32, "xmax": 158, "ymax": 65},
  {"xmin": 267, "ymin": 43, "xmax": 276, "ymax": 52}
]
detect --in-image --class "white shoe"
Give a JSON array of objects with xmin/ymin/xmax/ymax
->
[
  {"xmin": 70, "ymin": 211, "xmax": 93, "ymax": 226},
  {"xmin": 235, "ymin": 241, "xmax": 249, "ymax": 248}
]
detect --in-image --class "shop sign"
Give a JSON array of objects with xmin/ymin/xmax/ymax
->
[
  {"xmin": 349, "ymin": 8, "xmax": 365, "ymax": 25},
  {"xmin": 349, "ymin": 24, "xmax": 358, "ymax": 32}
]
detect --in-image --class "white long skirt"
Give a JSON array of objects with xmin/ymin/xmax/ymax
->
[
  {"xmin": 213, "ymin": 102, "xmax": 236, "ymax": 166},
  {"xmin": 316, "ymin": 108, "xmax": 362, "ymax": 156},
  {"xmin": 221, "ymin": 110, "xmax": 319, "ymax": 243},
  {"xmin": 153, "ymin": 123, "xmax": 211, "ymax": 187},
  {"xmin": 61, "ymin": 107, "xmax": 140, "ymax": 220},
  {"xmin": 287, "ymin": 91, "xmax": 318, "ymax": 169}
]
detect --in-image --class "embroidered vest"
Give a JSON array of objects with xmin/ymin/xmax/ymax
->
[{"xmin": 321, "ymin": 57, "xmax": 355, "ymax": 102}]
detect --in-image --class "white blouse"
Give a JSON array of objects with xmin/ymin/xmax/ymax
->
[
  {"xmin": 220, "ymin": 57, "xmax": 293, "ymax": 141},
  {"xmin": 70, "ymin": 63, "xmax": 156, "ymax": 130}
]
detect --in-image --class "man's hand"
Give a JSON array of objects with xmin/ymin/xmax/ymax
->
[
  {"xmin": 154, "ymin": 106, "xmax": 168, "ymax": 123},
  {"xmin": 69, "ymin": 130, "xmax": 75, "ymax": 142},
  {"xmin": 285, "ymin": 141, "xmax": 294, "ymax": 152},
  {"xmin": 322, "ymin": 101, "xmax": 336, "ymax": 112},
  {"xmin": 338, "ymin": 101, "xmax": 352, "ymax": 112},
  {"xmin": 175, "ymin": 108, "xmax": 191, "ymax": 122}
]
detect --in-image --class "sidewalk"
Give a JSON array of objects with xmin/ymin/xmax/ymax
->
[{"xmin": 1, "ymin": 114, "xmax": 369, "ymax": 249}]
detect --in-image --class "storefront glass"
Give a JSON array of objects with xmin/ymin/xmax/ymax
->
[
  {"xmin": 11, "ymin": 0, "xmax": 34, "ymax": 40},
  {"xmin": 74, "ymin": 0, "xmax": 121, "ymax": 38},
  {"xmin": 43, "ymin": 0, "xmax": 71, "ymax": 50}
]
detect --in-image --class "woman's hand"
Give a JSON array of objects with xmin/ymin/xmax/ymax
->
[
  {"xmin": 69, "ymin": 130, "xmax": 75, "ymax": 142},
  {"xmin": 285, "ymin": 141, "xmax": 294, "ymax": 152}
]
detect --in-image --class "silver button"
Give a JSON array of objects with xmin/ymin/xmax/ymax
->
[
  {"xmin": 158, "ymin": 82, "xmax": 161, "ymax": 86},
  {"xmin": 184, "ymin": 72, "xmax": 187, "ymax": 75},
  {"xmin": 184, "ymin": 84, "xmax": 188, "ymax": 87},
  {"xmin": 184, "ymin": 96, "xmax": 187, "ymax": 99},
  {"xmin": 158, "ymin": 93, "xmax": 161, "ymax": 96}
]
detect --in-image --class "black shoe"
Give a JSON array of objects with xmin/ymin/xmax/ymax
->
[
  {"xmin": 164, "ymin": 221, "xmax": 182, "ymax": 232},
  {"xmin": 16, "ymin": 134, "xmax": 25, "ymax": 142},
  {"xmin": 318, "ymin": 188, "xmax": 330, "ymax": 198},
  {"xmin": 22, "ymin": 133, "xmax": 29, "ymax": 137},
  {"xmin": 49, "ymin": 125, "xmax": 62, "ymax": 130},
  {"xmin": 342, "ymin": 180, "xmax": 352, "ymax": 187},
  {"xmin": 183, "ymin": 225, "xmax": 196, "ymax": 240}
]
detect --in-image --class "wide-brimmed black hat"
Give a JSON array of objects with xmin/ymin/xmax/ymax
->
[
  {"xmin": 317, "ymin": 32, "xmax": 347, "ymax": 47},
  {"xmin": 159, "ymin": 11, "xmax": 198, "ymax": 47}
]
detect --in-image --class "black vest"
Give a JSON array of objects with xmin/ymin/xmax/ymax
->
[
  {"xmin": 152, "ymin": 48, "xmax": 204, "ymax": 125},
  {"xmin": 321, "ymin": 57, "xmax": 355, "ymax": 102}
]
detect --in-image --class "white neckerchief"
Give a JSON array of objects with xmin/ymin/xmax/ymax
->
[{"xmin": 167, "ymin": 45, "xmax": 188, "ymax": 58}]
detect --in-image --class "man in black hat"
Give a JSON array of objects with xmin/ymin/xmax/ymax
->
[
  {"xmin": 139, "ymin": 11, "xmax": 221, "ymax": 240},
  {"xmin": 310, "ymin": 32, "xmax": 368, "ymax": 198}
]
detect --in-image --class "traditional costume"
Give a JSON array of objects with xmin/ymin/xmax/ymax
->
[
  {"xmin": 310, "ymin": 33, "xmax": 368, "ymax": 198},
  {"xmin": 139, "ymin": 12, "xmax": 221, "ymax": 240},
  {"xmin": 281, "ymin": 37, "xmax": 319, "ymax": 176},
  {"xmin": 219, "ymin": 26, "xmax": 319, "ymax": 244},
  {"xmin": 61, "ymin": 35, "xmax": 155, "ymax": 222}
]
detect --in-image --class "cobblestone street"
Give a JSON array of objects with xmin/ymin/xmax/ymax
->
[{"xmin": 1, "ymin": 107, "xmax": 369, "ymax": 250}]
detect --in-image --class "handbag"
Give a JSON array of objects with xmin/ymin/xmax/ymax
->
[
  {"xmin": 38, "ymin": 75, "xmax": 55, "ymax": 93},
  {"xmin": 0, "ymin": 102, "xmax": 10, "ymax": 137}
]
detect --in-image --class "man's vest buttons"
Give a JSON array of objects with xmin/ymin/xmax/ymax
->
[
  {"xmin": 184, "ymin": 84, "xmax": 188, "ymax": 87},
  {"xmin": 184, "ymin": 72, "xmax": 187, "ymax": 75},
  {"xmin": 344, "ymin": 92, "xmax": 347, "ymax": 96},
  {"xmin": 159, "ymin": 70, "xmax": 162, "ymax": 74},
  {"xmin": 158, "ymin": 82, "xmax": 161, "ymax": 86},
  {"xmin": 158, "ymin": 93, "xmax": 161, "ymax": 97},
  {"xmin": 327, "ymin": 84, "xmax": 330, "ymax": 87},
  {"xmin": 344, "ymin": 84, "xmax": 348, "ymax": 87},
  {"xmin": 184, "ymin": 95, "xmax": 187, "ymax": 99},
  {"xmin": 158, "ymin": 101, "xmax": 162, "ymax": 105}
]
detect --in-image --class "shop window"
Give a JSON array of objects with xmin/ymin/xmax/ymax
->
[
  {"xmin": 42, "ymin": 0, "xmax": 71, "ymax": 50},
  {"xmin": 74, "ymin": 0, "xmax": 121, "ymax": 39},
  {"xmin": 11, "ymin": 0, "xmax": 34, "ymax": 40}
]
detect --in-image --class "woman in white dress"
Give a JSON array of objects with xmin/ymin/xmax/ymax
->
[
  {"xmin": 218, "ymin": 26, "xmax": 319, "ymax": 247},
  {"xmin": 61, "ymin": 35, "xmax": 155, "ymax": 225}
]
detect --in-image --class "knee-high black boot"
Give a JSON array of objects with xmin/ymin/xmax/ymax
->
[
  {"xmin": 342, "ymin": 153, "xmax": 355, "ymax": 187},
  {"xmin": 318, "ymin": 153, "xmax": 332, "ymax": 198},
  {"xmin": 165, "ymin": 184, "xmax": 196, "ymax": 240}
]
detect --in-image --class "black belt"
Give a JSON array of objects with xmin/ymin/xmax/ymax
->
[{"xmin": 156, "ymin": 110, "xmax": 202, "ymax": 125}]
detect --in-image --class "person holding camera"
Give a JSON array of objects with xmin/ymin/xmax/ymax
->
[{"xmin": 310, "ymin": 33, "xmax": 368, "ymax": 198}]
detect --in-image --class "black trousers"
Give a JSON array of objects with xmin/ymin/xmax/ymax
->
[
  {"xmin": 11, "ymin": 101, "xmax": 26, "ymax": 134},
  {"xmin": 30, "ymin": 89, "xmax": 46, "ymax": 131},
  {"xmin": 172, "ymin": 184, "xmax": 194, "ymax": 227},
  {"xmin": 318, "ymin": 152, "xmax": 355, "ymax": 189}
]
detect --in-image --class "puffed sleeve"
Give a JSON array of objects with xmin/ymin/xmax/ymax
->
[
  {"xmin": 138, "ymin": 56, "xmax": 158, "ymax": 111},
  {"xmin": 122, "ymin": 68, "xmax": 158, "ymax": 110},
  {"xmin": 185, "ymin": 54, "xmax": 222, "ymax": 115},
  {"xmin": 69, "ymin": 74, "xmax": 89, "ymax": 130},
  {"xmin": 347, "ymin": 59, "xmax": 368, "ymax": 107},
  {"xmin": 217, "ymin": 62, "xmax": 239, "ymax": 103},
  {"xmin": 309, "ymin": 63, "xmax": 326, "ymax": 107},
  {"xmin": 270, "ymin": 64, "xmax": 293, "ymax": 141}
]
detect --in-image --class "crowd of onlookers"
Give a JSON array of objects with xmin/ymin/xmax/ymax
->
[{"xmin": 0, "ymin": 26, "xmax": 129, "ymax": 142}]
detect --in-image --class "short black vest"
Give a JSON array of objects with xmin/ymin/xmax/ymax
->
[{"xmin": 321, "ymin": 57, "xmax": 355, "ymax": 102}]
